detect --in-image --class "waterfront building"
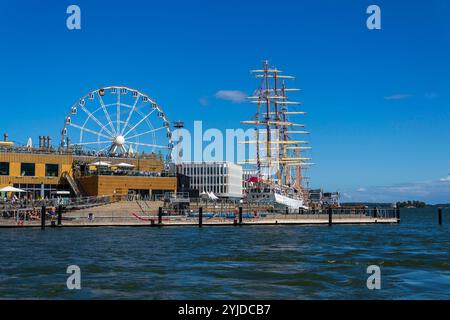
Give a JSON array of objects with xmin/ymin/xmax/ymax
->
[
  {"xmin": 322, "ymin": 192, "xmax": 340, "ymax": 207},
  {"xmin": 308, "ymin": 189, "xmax": 340, "ymax": 207},
  {"xmin": 0, "ymin": 140, "xmax": 177, "ymax": 199},
  {"xmin": 0, "ymin": 151, "xmax": 73, "ymax": 199},
  {"xmin": 308, "ymin": 189, "xmax": 323, "ymax": 206},
  {"xmin": 1, "ymin": 85, "xmax": 181, "ymax": 200},
  {"xmin": 177, "ymin": 162, "xmax": 243, "ymax": 199}
]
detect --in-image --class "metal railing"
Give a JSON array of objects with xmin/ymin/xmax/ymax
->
[
  {"xmin": 1, "ymin": 195, "xmax": 112, "ymax": 211},
  {"xmin": 79, "ymin": 170, "xmax": 176, "ymax": 178},
  {"xmin": 69, "ymin": 206, "xmax": 398, "ymax": 224},
  {"xmin": 0, "ymin": 146, "xmax": 163, "ymax": 160},
  {"xmin": 1, "ymin": 198, "xmax": 400, "ymax": 226}
]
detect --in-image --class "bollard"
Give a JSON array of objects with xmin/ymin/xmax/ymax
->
[
  {"xmin": 199, "ymin": 207, "xmax": 203, "ymax": 228},
  {"xmin": 239, "ymin": 207, "xmax": 243, "ymax": 224},
  {"xmin": 438, "ymin": 208, "xmax": 442, "ymax": 225},
  {"xmin": 41, "ymin": 206, "xmax": 46, "ymax": 230},
  {"xmin": 158, "ymin": 207, "xmax": 163, "ymax": 225},
  {"xmin": 57, "ymin": 205, "xmax": 62, "ymax": 226},
  {"xmin": 328, "ymin": 207, "xmax": 332, "ymax": 226}
]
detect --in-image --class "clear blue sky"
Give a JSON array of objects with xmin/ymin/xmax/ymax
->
[{"xmin": 1, "ymin": 0, "xmax": 449, "ymax": 202}]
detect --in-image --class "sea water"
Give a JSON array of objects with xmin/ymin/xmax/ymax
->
[{"xmin": 0, "ymin": 208, "xmax": 448, "ymax": 299}]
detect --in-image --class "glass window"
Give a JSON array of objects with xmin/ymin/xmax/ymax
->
[
  {"xmin": 21, "ymin": 163, "xmax": 36, "ymax": 177},
  {"xmin": 45, "ymin": 164, "xmax": 59, "ymax": 177},
  {"xmin": 0, "ymin": 162, "xmax": 9, "ymax": 176}
]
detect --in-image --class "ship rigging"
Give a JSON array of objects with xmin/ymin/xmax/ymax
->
[{"xmin": 240, "ymin": 61, "xmax": 314, "ymax": 210}]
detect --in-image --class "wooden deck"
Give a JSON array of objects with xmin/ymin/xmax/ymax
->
[
  {"xmin": 0, "ymin": 200, "xmax": 400, "ymax": 228},
  {"xmin": 0, "ymin": 216, "xmax": 399, "ymax": 228}
]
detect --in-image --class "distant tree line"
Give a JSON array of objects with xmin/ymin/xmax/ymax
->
[
  {"xmin": 342, "ymin": 201, "xmax": 450, "ymax": 208},
  {"xmin": 396, "ymin": 201, "xmax": 427, "ymax": 208}
]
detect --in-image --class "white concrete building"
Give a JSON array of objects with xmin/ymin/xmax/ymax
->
[{"xmin": 177, "ymin": 162, "xmax": 243, "ymax": 199}]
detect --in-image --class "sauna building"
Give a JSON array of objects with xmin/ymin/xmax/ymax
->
[{"xmin": 0, "ymin": 145, "xmax": 177, "ymax": 199}]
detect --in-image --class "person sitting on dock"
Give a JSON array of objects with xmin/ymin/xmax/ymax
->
[
  {"xmin": 30, "ymin": 208, "xmax": 39, "ymax": 220},
  {"xmin": 16, "ymin": 212, "xmax": 25, "ymax": 226},
  {"xmin": 25, "ymin": 210, "xmax": 31, "ymax": 220}
]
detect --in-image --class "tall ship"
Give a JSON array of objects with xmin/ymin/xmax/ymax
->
[{"xmin": 241, "ymin": 61, "xmax": 314, "ymax": 212}]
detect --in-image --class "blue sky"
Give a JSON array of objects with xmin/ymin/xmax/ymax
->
[{"xmin": 0, "ymin": 0, "xmax": 449, "ymax": 203}]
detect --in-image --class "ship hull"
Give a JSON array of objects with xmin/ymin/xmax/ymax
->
[
  {"xmin": 273, "ymin": 193, "xmax": 308, "ymax": 212},
  {"xmin": 247, "ymin": 187, "xmax": 308, "ymax": 213}
]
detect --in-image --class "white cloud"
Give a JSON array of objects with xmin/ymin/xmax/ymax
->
[
  {"xmin": 215, "ymin": 90, "xmax": 247, "ymax": 103},
  {"xmin": 384, "ymin": 94, "xmax": 412, "ymax": 100},
  {"xmin": 343, "ymin": 178, "xmax": 450, "ymax": 204},
  {"xmin": 342, "ymin": 192, "xmax": 352, "ymax": 199}
]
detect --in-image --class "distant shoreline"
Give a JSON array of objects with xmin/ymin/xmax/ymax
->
[{"xmin": 342, "ymin": 202, "xmax": 450, "ymax": 209}]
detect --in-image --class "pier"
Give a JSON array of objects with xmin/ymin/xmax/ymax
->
[{"xmin": 0, "ymin": 199, "xmax": 400, "ymax": 228}]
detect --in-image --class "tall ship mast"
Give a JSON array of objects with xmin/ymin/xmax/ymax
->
[{"xmin": 241, "ymin": 61, "xmax": 313, "ymax": 211}]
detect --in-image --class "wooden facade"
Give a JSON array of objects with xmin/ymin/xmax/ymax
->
[
  {"xmin": 77, "ymin": 175, "xmax": 177, "ymax": 197},
  {"xmin": 0, "ymin": 151, "xmax": 175, "ymax": 197},
  {"xmin": 73, "ymin": 155, "xmax": 164, "ymax": 172},
  {"xmin": 0, "ymin": 152, "xmax": 73, "ymax": 188}
]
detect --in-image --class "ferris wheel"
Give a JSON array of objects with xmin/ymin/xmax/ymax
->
[{"xmin": 61, "ymin": 86, "xmax": 173, "ymax": 160}]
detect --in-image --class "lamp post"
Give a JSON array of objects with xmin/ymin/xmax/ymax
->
[{"xmin": 173, "ymin": 121, "xmax": 184, "ymax": 165}]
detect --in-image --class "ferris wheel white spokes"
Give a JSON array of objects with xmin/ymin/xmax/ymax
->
[
  {"xmin": 78, "ymin": 104, "xmax": 115, "ymax": 137},
  {"xmin": 68, "ymin": 123, "xmax": 112, "ymax": 140},
  {"xmin": 125, "ymin": 127, "xmax": 166, "ymax": 140},
  {"xmin": 98, "ymin": 93, "xmax": 118, "ymax": 137},
  {"xmin": 121, "ymin": 94, "xmax": 141, "ymax": 136},
  {"xmin": 123, "ymin": 108, "xmax": 157, "ymax": 137},
  {"xmin": 74, "ymin": 141, "xmax": 113, "ymax": 146},
  {"xmin": 61, "ymin": 86, "xmax": 173, "ymax": 160},
  {"xmin": 127, "ymin": 141, "xmax": 170, "ymax": 148}
]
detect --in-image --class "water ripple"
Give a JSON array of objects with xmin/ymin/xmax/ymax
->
[{"xmin": 0, "ymin": 209, "xmax": 449, "ymax": 299}]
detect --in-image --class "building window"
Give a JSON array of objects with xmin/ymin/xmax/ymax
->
[
  {"xmin": 45, "ymin": 164, "xmax": 59, "ymax": 177},
  {"xmin": 0, "ymin": 162, "xmax": 9, "ymax": 176},
  {"xmin": 21, "ymin": 163, "xmax": 36, "ymax": 177}
]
